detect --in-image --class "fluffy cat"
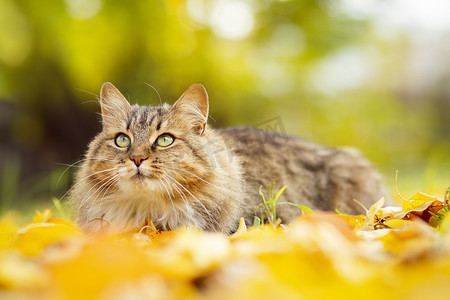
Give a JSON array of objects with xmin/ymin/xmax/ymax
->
[{"xmin": 71, "ymin": 82, "xmax": 388, "ymax": 235}]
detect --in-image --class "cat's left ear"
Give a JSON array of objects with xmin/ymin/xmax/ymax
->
[
  {"xmin": 100, "ymin": 82, "xmax": 131, "ymax": 128},
  {"xmin": 172, "ymin": 83, "xmax": 209, "ymax": 134}
]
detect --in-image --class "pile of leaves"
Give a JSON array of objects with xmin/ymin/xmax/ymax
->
[{"xmin": 1, "ymin": 188, "xmax": 450, "ymax": 300}]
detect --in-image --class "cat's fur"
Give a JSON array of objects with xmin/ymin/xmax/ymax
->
[{"xmin": 71, "ymin": 82, "xmax": 388, "ymax": 235}]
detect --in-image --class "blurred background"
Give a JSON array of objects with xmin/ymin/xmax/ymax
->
[{"xmin": 1, "ymin": 0, "xmax": 449, "ymax": 215}]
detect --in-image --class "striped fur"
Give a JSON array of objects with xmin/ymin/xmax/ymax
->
[{"xmin": 70, "ymin": 82, "xmax": 388, "ymax": 235}]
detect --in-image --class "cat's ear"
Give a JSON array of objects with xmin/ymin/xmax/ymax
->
[
  {"xmin": 99, "ymin": 82, "xmax": 131, "ymax": 127},
  {"xmin": 171, "ymin": 83, "xmax": 209, "ymax": 134}
]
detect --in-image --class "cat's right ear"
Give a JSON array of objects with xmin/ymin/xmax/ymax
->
[
  {"xmin": 171, "ymin": 83, "xmax": 209, "ymax": 134},
  {"xmin": 100, "ymin": 82, "xmax": 131, "ymax": 128}
]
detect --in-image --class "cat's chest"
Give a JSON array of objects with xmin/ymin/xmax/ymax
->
[{"xmin": 92, "ymin": 192, "xmax": 204, "ymax": 232}]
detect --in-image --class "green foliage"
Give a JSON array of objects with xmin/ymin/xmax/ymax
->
[
  {"xmin": 429, "ymin": 207, "xmax": 449, "ymax": 227},
  {"xmin": 51, "ymin": 197, "xmax": 68, "ymax": 219},
  {"xmin": 0, "ymin": 159, "xmax": 20, "ymax": 212},
  {"xmin": 429, "ymin": 187, "xmax": 450, "ymax": 228},
  {"xmin": 256, "ymin": 182, "xmax": 312, "ymax": 228},
  {"xmin": 1, "ymin": 0, "xmax": 449, "ymax": 211},
  {"xmin": 0, "ymin": 163, "xmax": 73, "ymax": 216}
]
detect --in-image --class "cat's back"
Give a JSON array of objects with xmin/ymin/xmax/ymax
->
[{"xmin": 218, "ymin": 127, "xmax": 387, "ymax": 221}]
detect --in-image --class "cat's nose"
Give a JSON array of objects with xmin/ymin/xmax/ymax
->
[{"xmin": 130, "ymin": 155, "xmax": 147, "ymax": 167}]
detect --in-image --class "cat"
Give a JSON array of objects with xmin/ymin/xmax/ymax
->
[{"xmin": 70, "ymin": 82, "xmax": 388, "ymax": 235}]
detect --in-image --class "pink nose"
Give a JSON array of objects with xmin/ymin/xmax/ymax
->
[{"xmin": 130, "ymin": 155, "xmax": 147, "ymax": 167}]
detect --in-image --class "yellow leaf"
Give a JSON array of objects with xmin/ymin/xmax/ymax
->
[
  {"xmin": 0, "ymin": 214, "xmax": 19, "ymax": 250},
  {"xmin": 233, "ymin": 217, "xmax": 247, "ymax": 236},
  {"xmin": 0, "ymin": 250, "xmax": 49, "ymax": 289},
  {"xmin": 402, "ymin": 192, "xmax": 439, "ymax": 211},
  {"xmin": 377, "ymin": 222, "xmax": 436, "ymax": 260},
  {"xmin": 139, "ymin": 218, "xmax": 157, "ymax": 232},
  {"xmin": 361, "ymin": 197, "xmax": 385, "ymax": 230},
  {"xmin": 410, "ymin": 192, "xmax": 439, "ymax": 202},
  {"xmin": 48, "ymin": 240, "xmax": 158, "ymax": 300},
  {"xmin": 14, "ymin": 222, "xmax": 81, "ymax": 256},
  {"xmin": 383, "ymin": 219, "xmax": 411, "ymax": 229},
  {"xmin": 395, "ymin": 200, "xmax": 445, "ymax": 224},
  {"xmin": 32, "ymin": 209, "xmax": 52, "ymax": 223},
  {"xmin": 336, "ymin": 214, "xmax": 365, "ymax": 229},
  {"xmin": 367, "ymin": 198, "xmax": 385, "ymax": 220}
]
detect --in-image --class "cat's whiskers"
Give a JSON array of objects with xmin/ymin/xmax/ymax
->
[
  {"xmin": 159, "ymin": 174, "xmax": 199, "ymax": 229},
  {"xmin": 163, "ymin": 168, "xmax": 190, "ymax": 187},
  {"xmin": 61, "ymin": 168, "xmax": 118, "ymax": 214},
  {"xmin": 170, "ymin": 182, "xmax": 197, "ymax": 225},
  {"xmin": 56, "ymin": 163, "xmax": 83, "ymax": 168},
  {"xmin": 76, "ymin": 171, "xmax": 120, "ymax": 218},
  {"xmin": 57, "ymin": 158, "xmax": 121, "ymax": 187},
  {"xmin": 161, "ymin": 173, "xmax": 190, "ymax": 207},
  {"xmin": 162, "ymin": 171, "xmax": 214, "ymax": 221},
  {"xmin": 162, "ymin": 169, "xmax": 234, "ymax": 227},
  {"xmin": 157, "ymin": 176, "xmax": 176, "ymax": 211},
  {"xmin": 93, "ymin": 173, "xmax": 122, "ymax": 205},
  {"xmin": 157, "ymin": 176, "xmax": 192, "ymax": 229},
  {"xmin": 144, "ymin": 82, "xmax": 163, "ymax": 106},
  {"xmin": 163, "ymin": 165, "xmax": 227, "ymax": 192},
  {"xmin": 77, "ymin": 176, "xmax": 113, "ymax": 215},
  {"xmin": 155, "ymin": 159, "xmax": 228, "ymax": 192},
  {"xmin": 74, "ymin": 87, "xmax": 101, "ymax": 100},
  {"xmin": 161, "ymin": 169, "xmax": 202, "ymax": 220},
  {"xmin": 162, "ymin": 167, "xmax": 233, "ymax": 227},
  {"xmin": 87, "ymin": 173, "xmax": 122, "ymax": 217},
  {"xmin": 59, "ymin": 166, "xmax": 120, "ymax": 212}
]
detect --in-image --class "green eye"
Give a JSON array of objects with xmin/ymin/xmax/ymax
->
[
  {"xmin": 115, "ymin": 133, "xmax": 131, "ymax": 148},
  {"xmin": 156, "ymin": 134, "xmax": 174, "ymax": 147}
]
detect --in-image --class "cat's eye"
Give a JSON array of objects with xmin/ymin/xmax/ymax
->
[
  {"xmin": 115, "ymin": 133, "xmax": 131, "ymax": 148},
  {"xmin": 156, "ymin": 134, "xmax": 174, "ymax": 147}
]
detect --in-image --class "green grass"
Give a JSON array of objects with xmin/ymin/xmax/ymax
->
[
  {"xmin": 0, "ymin": 163, "xmax": 74, "ymax": 220},
  {"xmin": 255, "ymin": 181, "xmax": 313, "ymax": 228}
]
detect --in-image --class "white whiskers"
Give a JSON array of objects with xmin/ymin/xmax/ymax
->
[
  {"xmin": 77, "ymin": 172, "xmax": 121, "ymax": 220},
  {"xmin": 59, "ymin": 166, "xmax": 119, "ymax": 204},
  {"xmin": 57, "ymin": 158, "xmax": 121, "ymax": 187},
  {"xmin": 68, "ymin": 154, "xmax": 225, "ymax": 233}
]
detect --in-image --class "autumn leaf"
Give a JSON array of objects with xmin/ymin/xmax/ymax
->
[
  {"xmin": 402, "ymin": 192, "xmax": 440, "ymax": 211},
  {"xmin": 12, "ymin": 210, "xmax": 81, "ymax": 256},
  {"xmin": 0, "ymin": 214, "xmax": 19, "ymax": 250},
  {"xmin": 3, "ymin": 188, "xmax": 450, "ymax": 300},
  {"xmin": 335, "ymin": 213, "xmax": 365, "ymax": 229}
]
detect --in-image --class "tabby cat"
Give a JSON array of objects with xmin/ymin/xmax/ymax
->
[{"xmin": 71, "ymin": 82, "xmax": 388, "ymax": 235}]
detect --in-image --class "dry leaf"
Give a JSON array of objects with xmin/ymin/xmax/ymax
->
[{"xmin": 3, "ymin": 188, "xmax": 450, "ymax": 300}]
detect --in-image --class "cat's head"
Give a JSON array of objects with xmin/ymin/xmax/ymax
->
[
  {"xmin": 74, "ymin": 83, "xmax": 224, "ymax": 226},
  {"xmin": 72, "ymin": 82, "xmax": 243, "ymax": 234},
  {"xmin": 93, "ymin": 81, "xmax": 209, "ymax": 185}
]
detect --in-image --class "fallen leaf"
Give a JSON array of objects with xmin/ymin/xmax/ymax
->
[{"xmin": 402, "ymin": 192, "xmax": 439, "ymax": 211}]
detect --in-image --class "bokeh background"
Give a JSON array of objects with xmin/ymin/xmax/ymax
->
[{"xmin": 1, "ymin": 0, "xmax": 449, "ymax": 214}]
